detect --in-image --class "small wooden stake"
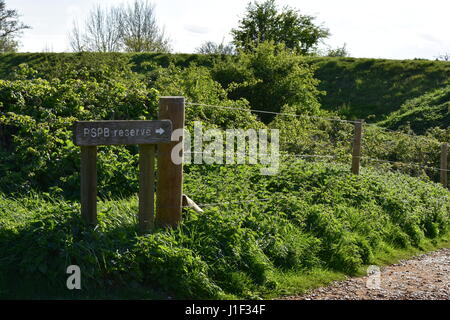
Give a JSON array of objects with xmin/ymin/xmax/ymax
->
[
  {"xmin": 440, "ymin": 143, "xmax": 448, "ymax": 188},
  {"xmin": 80, "ymin": 146, "xmax": 97, "ymax": 226},
  {"xmin": 156, "ymin": 97, "xmax": 185, "ymax": 228},
  {"xmin": 182, "ymin": 194, "xmax": 204, "ymax": 213},
  {"xmin": 139, "ymin": 144, "xmax": 155, "ymax": 233},
  {"xmin": 351, "ymin": 120, "xmax": 363, "ymax": 175}
]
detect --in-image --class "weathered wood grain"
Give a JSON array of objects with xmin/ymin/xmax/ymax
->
[
  {"xmin": 156, "ymin": 97, "xmax": 185, "ymax": 228},
  {"xmin": 80, "ymin": 146, "xmax": 97, "ymax": 226},
  {"xmin": 139, "ymin": 144, "xmax": 155, "ymax": 233}
]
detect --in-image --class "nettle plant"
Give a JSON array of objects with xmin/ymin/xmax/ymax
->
[{"xmin": 0, "ymin": 72, "xmax": 159, "ymax": 198}]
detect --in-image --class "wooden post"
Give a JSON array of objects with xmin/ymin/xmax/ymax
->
[
  {"xmin": 441, "ymin": 143, "xmax": 448, "ymax": 188},
  {"xmin": 156, "ymin": 97, "xmax": 185, "ymax": 228},
  {"xmin": 139, "ymin": 144, "xmax": 155, "ymax": 233},
  {"xmin": 351, "ymin": 120, "xmax": 363, "ymax": 175},
  {"xmin": 80, "ymin": 146, "xmax": 97, "ymax": 226}
]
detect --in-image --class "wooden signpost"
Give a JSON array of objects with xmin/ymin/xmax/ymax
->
[{"xmin": 73, "ymin": 119, "xmax": 172, "ymax": 232}]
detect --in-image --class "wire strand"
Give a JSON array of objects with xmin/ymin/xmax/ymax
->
[
  {"xmin": 186, "ymin": 102, "xmax": 360, "ymax": 124},
  {"xmin": 183, "ymin": 151, "xmax": 339, "ymax": 159},
  {"xmin": 186, "ymin": 101, "xmax": 446, "ymax": 145},
  {"xmin": 184, "ymin": 151, "xmax": 447, "ymax": 172},
  {"xmin": 193, "ymin": 198, "xmax": 272, "ymax": 208},
  {"xmin": 361, "ymin": 156, "xmax": 449, "ymax": 172}
]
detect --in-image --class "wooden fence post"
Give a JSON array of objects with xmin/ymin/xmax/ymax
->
[
  {"xmin": 351, "ymin": 120, "xmax": 364, "ymax": 175},
  {"xmin": 139, "ymin": 144, "xmax": 156, "ymax": 233},
  {"xmin": 80, "ymin": 146, "xmax": 97, "ymax": 226},
  {"xmin": 441, "ymin": 143, "xmax": 448, "ymax": 188},
  {"xmin": 156, "ymin": 97, "xmax": 185, "ymax": 228}
]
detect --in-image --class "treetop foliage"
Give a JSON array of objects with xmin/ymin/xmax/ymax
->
[
  {"xmin": 231, "ymin": 0, "xmax": 330, "ymax": 54},
  {"xmin": 212, "ymin": 41, "xmax": 323, "ymax": 122},
  {"xmin": 195, "ymin": 40, "xmax": 235, "ymax": 55}
]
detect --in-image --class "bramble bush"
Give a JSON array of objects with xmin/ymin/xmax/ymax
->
[
  {"xmin": 0, "ymin": 75, "xmax": 158, "ymax": 198},
  {"xmin": 149, "ymin": 62, "xmax": 264, "ymax": 130},
  {"xmin": 0, "ymin": 66, "xmax": 446, "ymax": 197},
  {"xmin": 0, "ymin": 60, "xmax": 265, "ymax": 197},
  {"xmin": 269, "ymin": 103, "xmax": 445, "ymax": 182}
]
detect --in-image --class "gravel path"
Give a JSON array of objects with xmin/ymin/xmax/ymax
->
[{"xmin": 281, "ymin": 248, "xmax": 450, "ymax": 300}]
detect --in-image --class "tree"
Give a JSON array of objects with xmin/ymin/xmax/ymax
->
[
  {"xmin": 69, "ymin": 0, "xmax": 170, "ymax": 53},
  {"xmin": 120, "ymin": 0, "xmax": 171, "ymax": 52},
  {"xmin": 326, "ymin": 43, "xmax": 349, "ymax": 57},
  {"xmin": 436, "ymin": 53, "xmax": 450, "ymax": 62},
  {"xmin": 70, "ymin": 5, "xmax": 122, "ymax": 52},
  {"xmin": 0, "ymin": 0, "xmax": 30, "ymax": 52},
  {"xmin": 231, "ymin": 0, "xmax": 329, "ymax": 54},
  {"xmin": 195, "ymin": 40, "xmax": 235, "ymax": 55},
  {"xmin": 69, "ymin": 21, "xmax": 84, "ymax": 52}
]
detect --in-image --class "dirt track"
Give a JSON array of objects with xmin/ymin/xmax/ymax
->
[{"xmin": 281, "ymin": 248, "xmax": 450, "ymax": 300}]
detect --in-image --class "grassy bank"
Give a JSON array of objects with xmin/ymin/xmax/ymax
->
[
  {"xmin": 378, "ymin": 85, "xmax": 450, "ymax": 134},
  {"xmin": 1, "ymin": 52, "xmax": 449, "ymax": 121}
]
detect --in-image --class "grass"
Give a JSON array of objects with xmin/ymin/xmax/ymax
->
[
  {"xmin": 265, "ymin": 231, "xmax": 450, "ymax": 299},
  {"xmin": 310, "ymin": 57, "xmax": 450, "ymax": 121},
  {"xmin": 3, "ymin": 235, "xmax": 448, "ymax": 300},
  {"xmin": 268, "ymin": 269, "xmax": 347, "ymax": 299},
  {"xmin": 0, "ymin": 160, "xmax": 449, "ymax": 300},
  {"xmin": 377, "ymin": 85, "xmax": 450, "ymax": 134},
  {"xmin": 370, "ymin": 230, "xmax": 450, "ymax": 268}
]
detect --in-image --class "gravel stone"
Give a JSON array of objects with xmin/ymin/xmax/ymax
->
[{"xmin": 279, "ymin": 248, "xmax": 450, "ymax": 300}]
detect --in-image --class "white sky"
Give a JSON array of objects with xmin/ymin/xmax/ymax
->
[{"xmin": 7, "ymin": 0, "xmax": 450, "ymax": 59}]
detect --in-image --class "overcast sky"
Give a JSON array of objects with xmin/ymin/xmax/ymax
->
[{"xmin": 8, "ymin": 0, "xmax": 450, "ymax": 59}]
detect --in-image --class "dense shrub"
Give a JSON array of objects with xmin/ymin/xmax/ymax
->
[
  {"xmin": 0, "ymin": 58, "xmax": 270, "ymax": 197},
  {"xmin": 0, "ymin": 76, "xmax": 158, "ymax": 198},
  {"xmin": 2, "ymin": 52, "xmax": 449, "ymax": 122},
  {"xmin": 0, "ymin": 160, "xmax": 448, "ymax": 298},
  {"xmin": 149, "ymin": 63, "xmax": 263, "ymax": 130},
  {"xmin": 268, "ymin": 104, "xmax": 444, "ymax": 181},
  {"xmin": 211, "ymin": 42, "xmax": 323, "ymax": 122}
]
